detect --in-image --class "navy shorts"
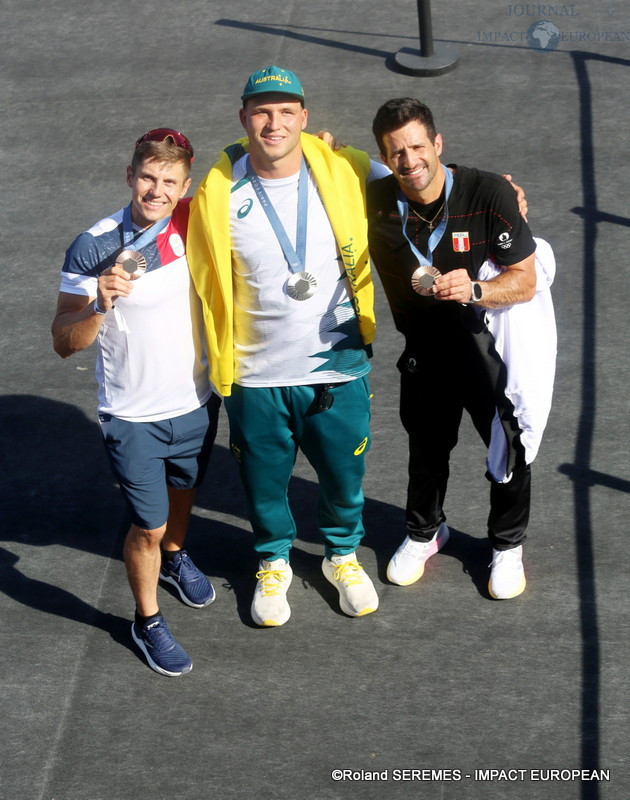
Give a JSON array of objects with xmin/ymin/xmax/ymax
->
[{"xmin": 99, "ymin": 394, "xmax": 221, "ymax": 530}]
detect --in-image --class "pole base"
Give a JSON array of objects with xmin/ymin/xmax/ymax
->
[{"xmin": 392, "ymin": 44, "xmax": 459, "ymax": 76}]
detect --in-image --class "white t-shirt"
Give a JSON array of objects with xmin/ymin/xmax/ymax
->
[
  {"xmin": 229, "ymin": 155, "xmax": 375, "ymax": 387},
  {"xmin": 59, "ymin": 200, "xmax": 212, "ymax": 421}
]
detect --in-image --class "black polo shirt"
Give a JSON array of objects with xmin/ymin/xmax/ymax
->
[{"xmin": 367, "ymin": 165, "xmax": 536, "ymax": 343}]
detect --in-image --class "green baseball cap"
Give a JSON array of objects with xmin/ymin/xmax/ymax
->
[{"xmin": 241, "ymin": 66, "xmax": 305, "ymax": 103}]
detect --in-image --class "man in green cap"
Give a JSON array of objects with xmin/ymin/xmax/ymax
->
[{"xmin": 187, "ymin": 66, "xmax": 390, "ymax": 627}]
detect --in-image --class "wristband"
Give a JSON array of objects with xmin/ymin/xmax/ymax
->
[{"xmin": 93, "ymin": 299, "xmax": 109, "ymax": 315}]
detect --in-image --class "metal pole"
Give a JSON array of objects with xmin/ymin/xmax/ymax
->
[
  {"xmin": 418, "ymin": 0, "xmax": 434, "ymax": 57},
  {"xmin": 393, "ymin": 0, "xmax": 458, "ymax": 77}
]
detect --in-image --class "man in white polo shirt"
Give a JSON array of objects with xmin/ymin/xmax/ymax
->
[{"xmin": 52, "ymin": 129, "xmax": 220, "ymax": 676}]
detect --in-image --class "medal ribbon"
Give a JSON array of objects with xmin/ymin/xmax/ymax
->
[
  {"xmin": 246, "ymin": 157, "xmax": 308, "ymax": 274},
  {"xmin": 121, "ymin": 204, "xmax": 171, "ymax": 251},
  {"xmin": 396, "ymin": 164, "xmax": 454, "ymax": 266}
]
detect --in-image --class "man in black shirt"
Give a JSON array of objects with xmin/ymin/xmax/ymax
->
[{"xmin": 368, "ymin": 97, "xmax": 540, "ymax": 600}]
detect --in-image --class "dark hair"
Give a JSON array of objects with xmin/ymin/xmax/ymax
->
[
  {"xmin": 372, "ymin": 98, "xmax": 437, "ymax": 154},
  {"xmin": 130, "ymin": 140, "xmax": 192, "ymax": 177}
]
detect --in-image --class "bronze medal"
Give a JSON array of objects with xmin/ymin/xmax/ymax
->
[
  {"xmin": 115, "ymin": 249, "xmax": 147, "ymax": 280},
  {"xmin": 411, "ymin": 265, "xmax": 442, "ymax": 294}
]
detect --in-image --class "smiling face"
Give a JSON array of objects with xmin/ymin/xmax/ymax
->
[
  {"xmin": 126, "ymin": 157, "xmax": 191, "ymax": 228},
  {"xmin": 239, "ymin": 93, "xmax": 308, "ymax": 178},
  {"xmin": 380, "ymin": 120, "xmax": 444, "ymax": 203}
]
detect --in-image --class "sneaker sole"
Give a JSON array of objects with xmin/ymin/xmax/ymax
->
[
  {"xmin": 386, "ymin": 563, "xmax": 426, "ymax": 586},
  {"xmin": 488, "ymin": 575, "xmax": 527, "ymax": 600},
  {"xmin": 251, "ymin": 606, "xmax": 291, "ymax": 627},
  {"xmin": 352, "ymin": 605, "xmax": 378, "ymax": 617},
  {"xmin": 131, "ymin": 624, "xmax": 193, "ymax": 677},
  {"xmin": 386, "ymin": 525, "xmax": 450, "ymax": 586},
  {"xmin": 159, "ymin": 572, "xmax": 216, "ymax": 608}
]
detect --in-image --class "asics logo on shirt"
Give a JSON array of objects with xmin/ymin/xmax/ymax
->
[{"xmin": 237, "ymin": 199, "xmax": 254, "ymax": 219}]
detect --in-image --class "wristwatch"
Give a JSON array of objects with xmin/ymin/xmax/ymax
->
[{"xmin": 469, "ymin": 281, "xmax": 483, "ymax": 303}]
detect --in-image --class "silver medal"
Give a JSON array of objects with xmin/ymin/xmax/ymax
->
[
  {"xmin": 411, "ymin": 265, "xmax": 442, "ymax": 294},
  {"xmin": 115, "ymin": 249, "xmax": 147, "ymax": 280},
  {"xmin": 287, "ymin": 271, "xmax": 317, "ymax": 301}
]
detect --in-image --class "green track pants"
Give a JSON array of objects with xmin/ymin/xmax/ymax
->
[{"xmin": 224, "ymin": 376, "xmax": 372, "ymax": 561}]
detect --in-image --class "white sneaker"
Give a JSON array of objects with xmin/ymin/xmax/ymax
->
[
  {"xmin": 251, "ymin": 558, "xmax": 293, "ymax": 626},
  {"xmin": 322, "ymin": 553, "xmax": 379, "ymax": 617},
  {"xmin": 488, "ymin": 545, "xmax": 526, "ymax": 599},
  {"xmin": 386, "ymin": 523, "xmax": 450, "ymax": 586}
]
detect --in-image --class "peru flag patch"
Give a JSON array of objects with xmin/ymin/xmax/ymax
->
[{"xmin": 452, "ymin": 231, "xmax": 470, "ymax": 252}]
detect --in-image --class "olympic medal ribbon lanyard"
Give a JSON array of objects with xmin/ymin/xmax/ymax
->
[
  {"xmin": 246, "ymin": 157, "xmax": 315, "ymax": 300},
  {"xmin": 109, "ymin": 206, "xmax": 172, "ymax": 333},
  {"xmin": 121, "ymin": 204, "xmax": 172, "ymax": 253},
  {"xmin": 396, "ymin": 164, "xmax": 454, "ymax": 266}
]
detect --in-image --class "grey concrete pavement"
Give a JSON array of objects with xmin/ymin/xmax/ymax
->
[{"xmin": 1, "ymin": 1, "xmax": 629, "ymax": 798}]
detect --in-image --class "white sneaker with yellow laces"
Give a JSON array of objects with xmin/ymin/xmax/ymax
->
[
  {"xmin": 251, "ymin": 558, "xmax": 293, "ymax": 626},
  {"xmin": 322, "ymin": 553, "xmax": 379, "ymax": 617}
]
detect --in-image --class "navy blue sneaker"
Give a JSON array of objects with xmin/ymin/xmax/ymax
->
[
  {"xmin": 131, "ymin": 616, "xmax": 193, "ymax": 677},
  {"xmin": 159, "ymin": 550, "xmax": 216, "ymax": 608}
]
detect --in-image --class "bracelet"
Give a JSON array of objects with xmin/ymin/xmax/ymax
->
[{"xmin": 93, "ymin": 299, "xmax": 108, "ymax": 315}]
